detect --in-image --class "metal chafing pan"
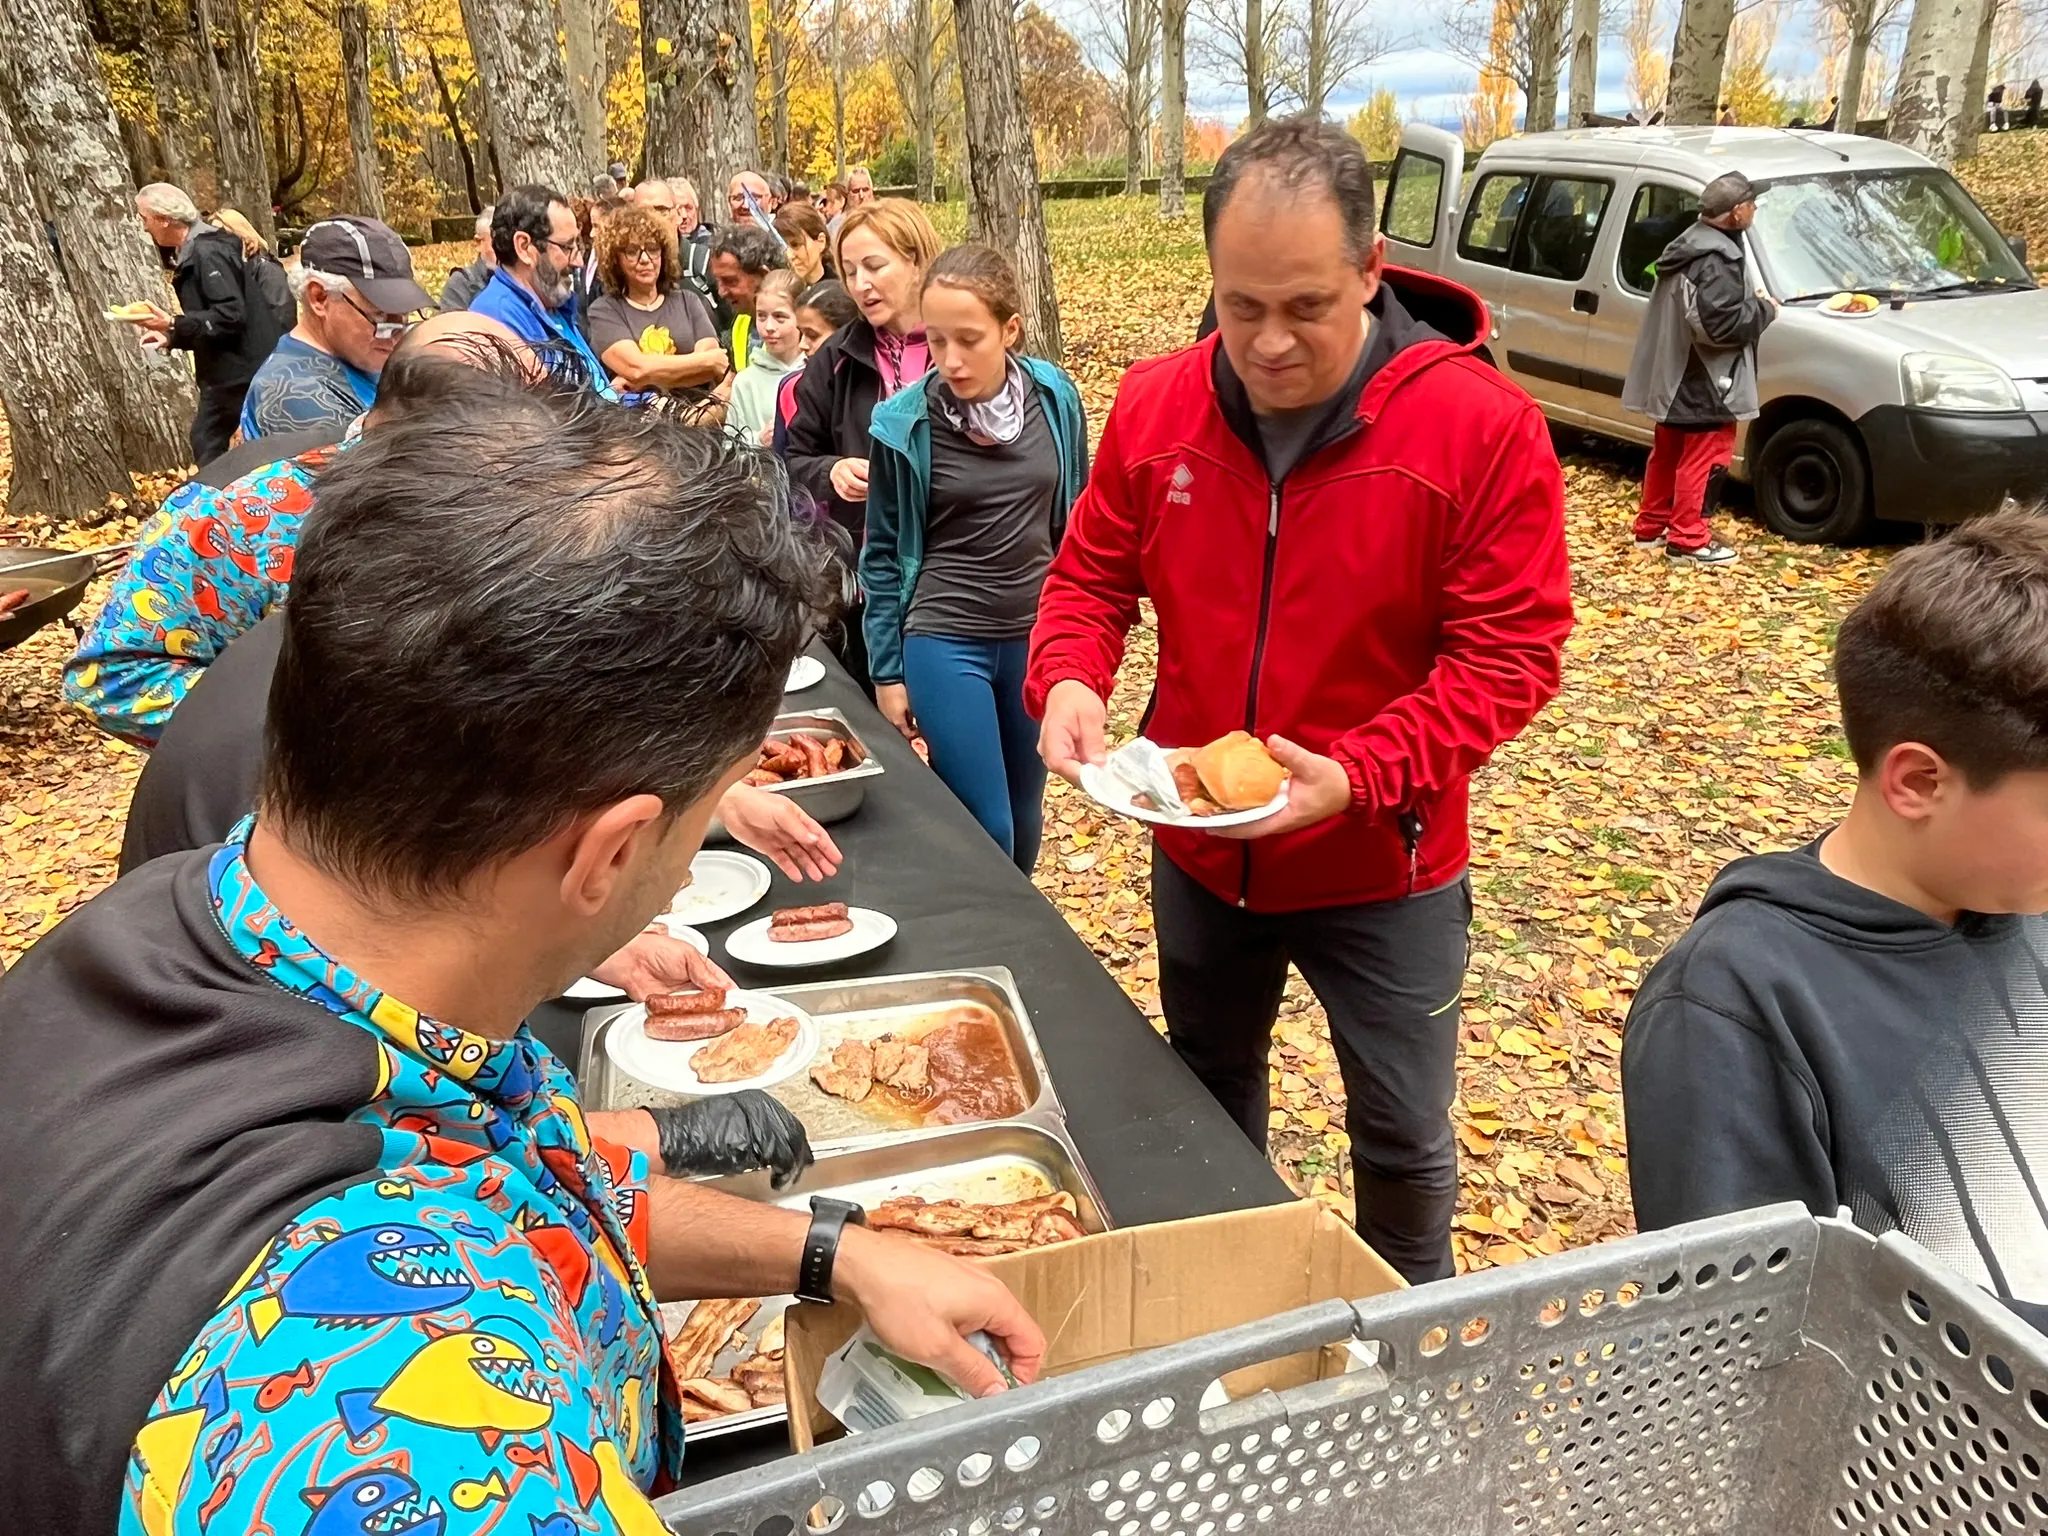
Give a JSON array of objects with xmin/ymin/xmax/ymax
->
[
  {"xmin": 660, "ymin": 1120, "xmax": 1111, "ymax": 1440},
  {"xmin": 711, "ymin": 708, "xmax": 884, "ymax": 832},
  {"xmin": 577, "ymin": 966, "xmax": 1067, "ymax": 1148}
]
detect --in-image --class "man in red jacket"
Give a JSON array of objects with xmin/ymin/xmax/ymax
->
[{"xmin": 1028, "ymin": 117, "xmax": 1572, "ymax": 1282}]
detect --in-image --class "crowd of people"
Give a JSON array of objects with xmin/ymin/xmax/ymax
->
[{"xmin": 11, "ymin": 112, "xmax": 2047, "ymax": 1533}]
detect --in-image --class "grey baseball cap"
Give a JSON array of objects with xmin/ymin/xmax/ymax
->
[
  {"xmin": 1700, "ymin": 171, "xmax": 1758, "ymax": 219},
  {"xmin": 300, "ymin": 216, "xmax": 433, "ymax": 314}
]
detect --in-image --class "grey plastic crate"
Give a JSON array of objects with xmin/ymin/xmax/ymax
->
[{"xmin": 656, "ymin": 1204, "xmax": 2048, "ymax": 1536}]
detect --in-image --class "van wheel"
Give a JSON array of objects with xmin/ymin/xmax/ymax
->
[{"xmin": 1755, "ymin": 418, "xmax": 1872, "ymax": 544}]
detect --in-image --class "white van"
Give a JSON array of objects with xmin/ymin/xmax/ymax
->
[{"xmin": 1382, "ymin": 124, "xmax": 2048, "ymax": 541}]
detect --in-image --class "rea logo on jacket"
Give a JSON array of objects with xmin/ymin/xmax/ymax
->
[{"xmin": 1167, "ymin": 462, "xmax": 1194, "ymax": 505}]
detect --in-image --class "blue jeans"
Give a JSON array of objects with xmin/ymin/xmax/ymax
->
[{"xmin": 901, "ymin": 633, "xmax": 1045, "ymax": 872}]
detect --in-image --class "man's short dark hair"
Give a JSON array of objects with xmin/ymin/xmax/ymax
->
[
  {"xmin": 492, "ymin": 183, "xmax": 565, "ymax": 267},
  {"xmin": 712, "ymin": 223, "xmax": 790, "ymax": 277},
  {"xmin": 1203, "ymin": 115, "xmax": 1378, "ymax": 263},
  {"xmin": 1835, "ymin": 508, "xmax": 2048, "ymax": 787},
  {"xmin": 264, "ymin": 388, "xmax": 837, "ymax": 901}
]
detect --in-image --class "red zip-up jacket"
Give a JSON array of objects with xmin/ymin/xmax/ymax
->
[{"xmin": 1025, "ymin": 267, "xmax": 1573, "ymax": 913}]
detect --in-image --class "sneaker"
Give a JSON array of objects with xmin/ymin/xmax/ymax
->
[
  {"xmin": 1667, "ymin": 540, "xmax": 1737, "ymax": 566},
  {"xmin": 1632, "ymin": 533, "xmax": 1667, "ymax": 550}
]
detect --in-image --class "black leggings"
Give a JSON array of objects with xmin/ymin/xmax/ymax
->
[{"xmin": 1153, "ymin": 848, "xmax": 1471, "ymax": 1283}]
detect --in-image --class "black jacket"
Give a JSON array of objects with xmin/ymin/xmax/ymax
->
[
  {"xmin": 168, "ymin": 223, "xmax": 282, "ymax": 388},
  {"xmin": 1622, "ymin": 842, "xmax": 2048, "ymax": 1332},
  {"xmin": 785, "ymin": 318, "xmax": 887, "ymax": 542},
  {"xmin": 0, "ymin": 848, "xmax": 390, "ymax": 1534}
]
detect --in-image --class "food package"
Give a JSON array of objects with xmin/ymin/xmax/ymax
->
[
  {"xmin": 814, "ymin": 1324, "xmax": 1015, "ymax": 1434},
  {"xmin": 1102, "ymin": 737, "xmax": 1187, "ymax": 815}
]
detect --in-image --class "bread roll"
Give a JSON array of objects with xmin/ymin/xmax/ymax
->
[{"xmin": 1191, "ymin": 731, "xmax": 1287, "ymax": 810}]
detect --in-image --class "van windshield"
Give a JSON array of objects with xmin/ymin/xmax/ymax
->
[{"xmin": 1751, "ymin": 169, "xmax": 2033, "ymax": 300}]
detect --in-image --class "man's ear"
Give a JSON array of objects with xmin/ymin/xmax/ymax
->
[
  {"xmin": 558, "ymin": 794, "xmax": 668, "ymax": 917},
  {"xmin": 1877, "ymin": 740, "xmax": 1952, "ymax": 823},
  {"xmin": 1358, "ymin": 231, "xmax": 1387, "ymax": 306}
]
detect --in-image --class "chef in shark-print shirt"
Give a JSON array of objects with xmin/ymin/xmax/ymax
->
[{"xmin": 0, "ymin": 379, "xmax": 1043, "ymax": 1536}]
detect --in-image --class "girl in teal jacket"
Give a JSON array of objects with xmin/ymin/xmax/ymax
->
[{"xmin": 861, "ymin": 244, "xmax": 1088, "ymax": 871}]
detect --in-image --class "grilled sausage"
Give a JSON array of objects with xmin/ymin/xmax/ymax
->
[
  {"xmin": 647, "ymin": 988, "xmax": 728, "ymax": 1016},
  {"xmin": 645, "ymin": 1007, "xmax": 746, "ymax": 1041},
  {"xmin": 771, "ymin": 903, "xmax": 849, "ymax": 926},
  {"xmin": 767, "ymin": 918, "xmax": 854, "ymax": 943}
]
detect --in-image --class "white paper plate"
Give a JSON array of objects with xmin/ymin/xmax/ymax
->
[
  {"xmin": 786, "ymin": 654, "xmax": 825, "ymax": 692},
  {"xmin": 668, "ymin": 851, "xmax": 772, "ymax": 925},
  {"xmin": 604, "ymin": 990, "xmax": 819, "ymax": 1094},
  {"xmin": 1077, "ymin": 761, "xmax": 1290, "ymax": 829},
  {"xmin": 723, "ymin": 907, "xmax": 897, "ymax": 968},
  {"xmin": 561, "ymin": 921, "xmax": 710, "ymax": 999}
]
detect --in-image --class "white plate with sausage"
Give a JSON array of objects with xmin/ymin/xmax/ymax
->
[
  {"xmin": 722, "ymin": 904, "xmax": 897, "ymax": 968},
  {"xmin": 604, "ymin": 989, "xmax": 819, "ymax": 1094}
]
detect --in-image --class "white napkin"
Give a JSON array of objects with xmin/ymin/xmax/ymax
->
[{"xmin": 1104, "ymin": 737, "xmax": 1186, "ymax": 814}]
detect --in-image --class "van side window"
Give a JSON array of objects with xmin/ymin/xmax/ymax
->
[
  {"xmin": 1384, "ymin": 150, "xmax": 1446, "ymax": 248},
  {"xmin": 1458, "ymin": 173, "xmax": 1532, "ymax": 267},
  {"xmin": 1618, "ymin": 183, "xmax": 1703, "ymax": 294},
  {"xmin": 1509, "ymin": 176, "xmax": 1613, "ymax": 282}
]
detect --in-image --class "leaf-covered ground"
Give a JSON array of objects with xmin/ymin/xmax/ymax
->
[{"xmin": 7, "ymin": 137, "xmax": 2037, "ymax": 1265}]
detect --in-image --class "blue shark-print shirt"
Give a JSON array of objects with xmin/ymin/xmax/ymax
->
[
  {"xmin": 64, "ymin": 445, "xmax": 342, "ymax": 748},
  {"xmin": 121, "ymin": 824, "xmax": 683, "ymax": 1536}
]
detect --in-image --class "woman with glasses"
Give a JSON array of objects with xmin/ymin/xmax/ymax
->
[{"xmin": 585, "ymin": 203, "xmax": 729, "ymax": 399}]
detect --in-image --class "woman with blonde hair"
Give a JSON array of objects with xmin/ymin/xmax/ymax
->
[
  {"xmin": 585, "ymin": 201, "xmax": 727, "ymax": 395},
  {"xmin": 784, "ymin": 197, "xmax": 944, "ymax": 686},
  {"xmin": 215, "ymin": 207, "xmax": 296, "ymax": 332}
]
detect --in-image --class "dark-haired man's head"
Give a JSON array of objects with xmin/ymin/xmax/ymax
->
[
  {"xmin": 1833, "ymin": 507, "xmax": 2048, "ymax": 916},
  {"xmin": 711, "ymin": 224, "xmax": 791, "ymax": 316},
  {"xmin": 492, "ymin": 183, "xmax": 579, "ymax": 311},
  {"xmin": 1203, "ymin": 115, "xmax": 1383, "ymax": 414},
  {"xmin": 258, "ymin": 393, "xmax": 836, "ymax": 1007}
]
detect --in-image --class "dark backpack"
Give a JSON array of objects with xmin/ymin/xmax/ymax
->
[{"xmin": 244, "ymin": 251, "xmax": 297, "ymax": 333}]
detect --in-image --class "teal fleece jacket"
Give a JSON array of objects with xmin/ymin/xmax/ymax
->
[{"xmin": 860, "ymin": 357, "xmax": 1089, "ymax": 684}]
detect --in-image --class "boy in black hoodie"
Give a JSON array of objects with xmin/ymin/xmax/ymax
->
[{"xmin": 1623, "ymin": 509, "xmax": 2048, "ymax": 1330}]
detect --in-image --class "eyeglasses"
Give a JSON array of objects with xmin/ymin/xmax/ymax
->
[
  {"xmin": 619, "ymin": 246, "xmax": 660, "ymax": 261},
  {"xmin": 539, "ymin": 235, "xmax": 581, "ymax": 260},
  {"xmin": 340, "ymin": 288, "xmax": 414, "ymax": 340}
]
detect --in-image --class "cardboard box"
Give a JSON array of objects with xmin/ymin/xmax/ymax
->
[{"xmin": 784, "ymin": 1198, "xmax": 1404, "ymax": 1450}]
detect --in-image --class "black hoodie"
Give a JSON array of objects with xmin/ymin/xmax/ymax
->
[{"xmin": 1622, "ymin": 841, "xmax": 2048, "ymax": 1331}]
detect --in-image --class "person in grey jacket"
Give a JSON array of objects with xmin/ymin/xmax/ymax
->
[
  {"xmin": 437, "ymin": 206, "xmax": 496, "ymax": 311},
  {"xmin": 1621, "ymin": 172, "xmax": 1776, "ymax": 566}
]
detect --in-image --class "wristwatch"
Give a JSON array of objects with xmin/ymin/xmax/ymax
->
[{"xmin": 797, "ymin": 1196, "xmax": 866, "ymax": 1304}]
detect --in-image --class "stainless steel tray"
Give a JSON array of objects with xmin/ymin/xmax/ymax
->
[
  {"xmin": 577, "ymin": 967, "xmax": 1067, "ymax": 1149},
  {"xmin": 662, "ymin": 1120, "xmax": 1111, "ymax": 1441},
  {"xmin": 711, "ymin": 708, "xmax": 884, "ymax": 831}
]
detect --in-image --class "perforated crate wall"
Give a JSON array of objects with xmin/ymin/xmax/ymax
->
[{"xmin": 656, "ymin": 1206, "xmax": 2048, "ymax": 1536}]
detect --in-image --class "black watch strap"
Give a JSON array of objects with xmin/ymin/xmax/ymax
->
[{"xmin": 798, "ymin": 1196, "xmax": 865, "ymax": 1303}]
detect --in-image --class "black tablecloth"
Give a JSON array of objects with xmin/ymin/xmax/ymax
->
[{"xmin": 528, "ymin": 646, "xmax": 1288, "ymax": 1481}]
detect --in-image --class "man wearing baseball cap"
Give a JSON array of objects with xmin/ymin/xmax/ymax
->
[
  {"xmin": 240, "ymin": 215, "xmax": 433, "ymax": 442},
  {"xmin": 1621, "ymin": 171, "xmax": 1776, "ymax": 566}
]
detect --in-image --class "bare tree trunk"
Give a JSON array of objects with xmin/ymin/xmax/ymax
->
[
  {"xmin": 1524, "ymin": 0, "xmax": 1565, "ymax": 130},
  {"xmin": 1956, "ymin": 0, "xmax": 1997, "ymax": 156},
  {"xmin": 459, "ymin": 0, "xmax": 583, "ymax": 189},
  {"xmin": 953, "ymin": 0, "xmax": 1061, "ymax": 358},
  {"xmin": 0, "ymin": 96, "xmax": 131, "ymax": 519},
  {"xmin": 1158, "ymin": 0, "xmax": 1186, "ymax": 215},
  {"xmin": 1666, "ymin": 0, "xmax": 1736, "ymax": 123},
  {"xmin": 642, "ymin": 0, "xmax": 760, "ymax": 210},
  {"xmin": 560, "ymin": 0, "xmax": 609, "ymax": 173},
  {"xmin": 1566, "ymin": 0, "xmax": 1600, "ymax": 125},
  {"xmin": 831, "ymin": 0, "xmax": 847, "ymax": 176},
  {"xmin": 767, "ymin": 0, "xmax": 790, "ymax": 177},
  {"xmin": 1125, "ymin": 0, "xmax": 1150, "ymax": 186},
  {"xmin": 190, "ymin": 0, "xmax": 274, "ymax": 235},
  {"xmin": 1889, "ymin": 0, "xmax": 1990, "ymax": 162},
  {"xmin": 1838, "ymin": 1, "xmax": 1875, "ymax": 127},
  {"xmin": 914, "ymin": 0, "xmax": 937, "ymax": 199},
  {"xmin": 338, "ymin": 0, "xmax": 386, "ymax": 218},
  {"xmin": 0, "ymin": 0, "xmax": 193, "ymax": 471},
  {"xmin": 1304, "ymin": 0, "xmax": 1327, "ymax": 112},
  {"xmin": 1244, "ymin": 0, "xmax": 1266, "ymax": 123},
  {"xmin": 426, "ymin": 46, "xmax": 485, "ymax": 211},
  {"xmin": 143, "ymin": 0, "xmax": 195, "ymax": 186}
]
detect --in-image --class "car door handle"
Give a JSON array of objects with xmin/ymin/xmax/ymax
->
[{"xmin": 1573, "ymin": 288, "xmax": 1600, "ymax": 315}]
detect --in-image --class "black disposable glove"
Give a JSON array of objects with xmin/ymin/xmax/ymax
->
[{"xmin": 652, "ymin": 1092, "xmax": 814, "ymax": 1189}]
